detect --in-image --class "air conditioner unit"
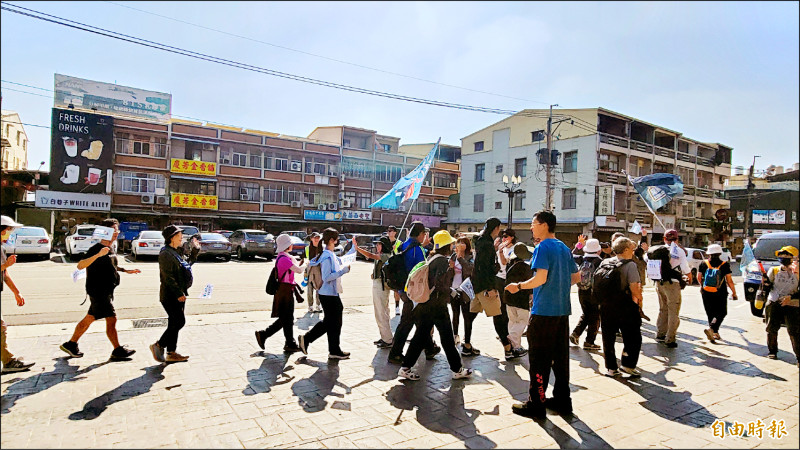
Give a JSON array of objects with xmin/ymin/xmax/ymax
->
[
  {"xmin": 424, "ymin": 181, "xmax": 430, "ymax": 186},
  {"xmin": 221, "ymin": 158, "xmax": 231, "ymax": 165},
  {"xmin": 338, "ymin": 192, "xmax": 345, "ymax": 200},
  {"xmin": 449, "ymin": 183, "xmax": 456, "ymax": 188},
  {"xmin": 318, "ymin": 204, "xmax": 327, "ymax": 210},
  {"xmin": 679, "ymin": 222, "xmax": 688, "ymax": 231},
  {"xmin": 289, "ymin": 161, "xmax": 302, "ymax": 172},
  {"xmin": 398, "ymin": 205, "xmax": 406, "ymax": 212},
  {"xmin": 339, "ymin": 199, "xmax": 351, "ymax": 208},
  {"xmin": 240, "ymin": 193, "xmax": 251, "ymax": 201},
  {"xmin": 327, "ymin": 202, "xmax": 338, "ymax": 210},
  {"xmin": 290, "ymin": 201, "xmax": 301, "ymax": 208},
  {"xmin": 141, "ymin": 194, "xmax": 155, "ymax": 204},
  {"xmin": 155, "ymin": 196, "xmax": 169, "ymax": 205}
]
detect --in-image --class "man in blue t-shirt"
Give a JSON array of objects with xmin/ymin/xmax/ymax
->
[{"xmin": 505, "ymin": 210, "xmax": 579, "ymax": 419}]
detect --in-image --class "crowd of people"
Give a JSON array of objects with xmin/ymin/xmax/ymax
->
[{"xmin": 1, "ymin": 212, "xmax": 798, "ymax": 422}]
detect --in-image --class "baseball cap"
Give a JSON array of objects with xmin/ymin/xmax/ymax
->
[
  {"xmin": 1, "ymin": 215, "xmax": 23, "ymax": 228},
  {"xmin": 664, "ymin": 229, "xmax": 679, "ymax": 241}
]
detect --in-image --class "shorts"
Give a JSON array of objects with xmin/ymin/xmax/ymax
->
[
  {"xmin": 470, "ymin": 289, "xmax": 501, "ymax": 317},
  {"xmin": 88, "ymin": 293, "xmax": 116, "ymax": 320}
]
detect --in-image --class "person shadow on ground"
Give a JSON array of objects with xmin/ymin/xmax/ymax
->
[
  {"xmin": 295, "ymin": 311, "xmax": 322, "ymax": 332},
  {"xmin": 243, "ymin": 352, "xmax": 294, "ymax": 395},
  {"xmin": 68, "ymin": 364, "xmax": 165, "ymax": 420},
  {"xmin": 290, "ymin": 357, "xmax": 350, "ymax": 413},
  {"xmin": 1, "ymin": 357, "xmax": 110, "ymax": 414}
]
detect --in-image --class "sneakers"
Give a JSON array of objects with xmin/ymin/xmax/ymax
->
[
  {"xmin": 704, "ymin": 328, "xmax": 716, "ymax": 343},
  {"xmin": 315, "ymin": 307, "xmax": 323, "ymax": 313},
  {"xmin": 308, "ymin": 306, "xmax": 314, "ymax": 313},
  {"xmin": 1, "ymin": 358, "xmax": 35, "ymax": 373},
  {"xmin": 398, "ymin": 367, "xmax": 420, "ymax": 380},
  {"xmin": 605, "ymin": 368, "xmax": 620, "ymax": 377},
  {"xmin": 375, "ymin": 339, "xmax": 392, "ymax": 349},
  {"xmin": 298, "ymin": 335, "xmax": 308, "ymax": 355},
  {"xmin": 619, "ymin": 366, "xmax": 641, "ymax": 377},
  {"xmin": 767, "ymin": 353, "xmax": 778, "ymax": 360},
  {"xmin": 110, "ymin": 346, "xmax": 136, "ymax": 361},
  {"xmin": 387, "ymin": 354, "xmax": 405, "ymax": 365},
  {"xmin": 569, "ymin": 334, "xmax": 579, "ymax": 346},
  {"xmin": 460, "ymin": 344, "xmax": 481, "ymax": 357},
  {"xmin": 149, "ymin": 342, "xmax": 166, "ymax": 362},
  {"xmin": 513, "ymin": 347, "xmax": 528, "ymax": 358},
  {"xmin": 395, "ymin": 305, "xmax": 401, "ymax": 315},
  {"xmin": 425, "ymin": 344, "xmax": 441, "ymax": 360},
  {"xmin": 328, "ymin": 351, "xmax": 350, "ymax": 360},
  {"xmin": 505, "ymin": 348, "xmax": 523, "ymax": 360},
  {"xmin": 544, "ymin": 397, "xmax": 573, "ymax": 415},
  {"xmin": 59, "ymin": 341, "xmax": 84, "ymax": 358},
  {"xmin": 512, "ymin": 402, "xmax": 546, "ymax": 419},
  {"xmin": 165, "ymin": 352, "xmax": 189, "ymax": 363},
  {"xmin": 665, "ymin": 342, "xmax": 678, "ymax": 349},
  {"xmin": 655, "ymin": 335, "xmax": 666, "ymax": 343},
  {"xmin": 283, "ymin": 343, "xmax": 302, "ymax": 353},
  {"xmin": 583, "ymin": 342, "xmax": 601, "ymax": 350},
  {"xmin": 713, "ymin": 332, "xmax": 721, "ymax": 341},
  {"xmin": 452, "ymin": 367, "xmax": 473, "ymax": 379},
  {"xmin": 255, "ymin": 330, "xmax": 267, "ymax": 350}
]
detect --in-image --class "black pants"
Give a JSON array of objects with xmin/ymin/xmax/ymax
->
[
  {"xmin": 262, "ymin": 309, "xmax": 296, "ymax": 347},
  {"xmin": 158, "ymin": 299, "xmax": 186, "ymax": 353},
  {"xmin": 600, "ymin": 302, "xmax": 642, "ymax": 371},
  {"xmin": 527, "ymin": 315, "xmax": 570, "ymax": 406},
  {"xmin": 494, "ymin": 277, "xmax": 510, "ymax": 347},
  {"xmin": 572, "ymin": 289, "xmax": 600, "ymax": 344},
  {"xmin": 701, "ymin": 290, "xmax": 727, "ymax": 333},
  {"xmin": 451, "ymin": 295, "xmax": 477, "ymax": 344},
  {"xmin": 403, "ymin": 303, "xmax": 462, "ymax": 372},
  {"xmin": 765, "ymin": 301, "xmax": 800, "ymax": 359},
  {"xmin": 305, "ymin": 294, "xmax": 344, "ymax": 354},
  {"xmin": 389, "ymin": 291, "xmax": 435, "ymax": 359}
]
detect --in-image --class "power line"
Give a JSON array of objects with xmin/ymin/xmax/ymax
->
[
  {"xmin": 0, "ymin": 119, "xmax": 50, "ymax": 129},
  {"xmin": 0, "ymin": 86, "xmax": 52, "ymax": 99},
  {"xmin": 1, "ymin": 2, "xmax": 523, "ymax": 116},
  {"xmin": 103, "ymin": 0, "xmax": 551, "ymax": 107}
]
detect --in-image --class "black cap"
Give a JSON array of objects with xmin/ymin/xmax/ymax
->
[
  {"xmin": 386, "ymin": 225, "xmax": 398, "ymax": 232},
  {"xmin": 162, "ymin": 225, "xmax": 183, "ymax": 241}
]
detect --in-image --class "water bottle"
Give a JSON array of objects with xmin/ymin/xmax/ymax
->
[{"xmin": 301, "ymin": 276, "xmax": 308, "ymax": 288}]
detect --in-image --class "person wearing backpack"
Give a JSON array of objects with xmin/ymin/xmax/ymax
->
[
  {"xmin": 386, "ymin": 222, "xmax": 439, "ymax": 365},
  {"xmin": 764, "ymin": 246, "xmax": 799, "ymax": 361},
  {"xmin": 651, "ymin": 229, "xmax": 690, "ymax": 348},
  {"xmin": 505, "ymin": 243, "xmax": 533, "ymax": 356},
  {"xmin": 353, "ymin": 236, "xmax": 394, "ymax": 349},
  {"xmin": 596, "ymin": 237, "xmax": 644, "ymax": 377},
  {"xmin": 569, "ymin": 238, "xmax": 603, "ymax": 350},
  {"xmin": 398, "ymin": 231, "xmax": 473, "ymax": 381},
  {"xmin": 255, "ymin": 234, "xmax": 307, "ymax": 354},
  {"xmin": 299, "ymin": 228, "xmax": 351, "ymax": 360},
  {"xmin": 696, "ymin": 244, "xmax": 737, "ymax": 344},
  {"xmin": 304, "ymin": 232, "xmax": 323, "ymax": 313}
]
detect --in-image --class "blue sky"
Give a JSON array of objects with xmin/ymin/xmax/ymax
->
[{"xmin": 2, "ymin": 1, "xmax": 798, "ymax": 173}]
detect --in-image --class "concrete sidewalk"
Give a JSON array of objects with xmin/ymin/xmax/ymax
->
[{"xmin": 1, "ymin": 289, "xmax": 798, "ymax": 449}]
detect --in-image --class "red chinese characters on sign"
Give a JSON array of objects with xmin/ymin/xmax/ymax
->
[
  {"xmin": 170, "ymin": 158, "xmax": 217, "ymax": 176},
  {"xmin": 170, "ymin": 193, "xmax": 218, "ymax": 210}
]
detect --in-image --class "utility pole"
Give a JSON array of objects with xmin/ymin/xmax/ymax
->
[
  {"xmin": 744, "ymin": 155, "xmax": 760, "ymax": 242},
  {"xmin": 545, "ymin": 104, "xmax": 557, "ymax": 211}
]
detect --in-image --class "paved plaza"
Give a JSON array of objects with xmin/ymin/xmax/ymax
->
[{"xmin": 1, "ymin": 258, "xmax": 798, "ymax": 449}]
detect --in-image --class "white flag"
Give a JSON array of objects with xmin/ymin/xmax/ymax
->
[
  {"xmin": 199, "ymin": 283, "xmax": 213, "ymax": 299},
  {"xmin": 340, "ymin": 247, "xmax": 357, "ymax": 267},
  {"xmin": 458, "ymin": 277, "xmax": 475, "ymax": 300},
  {"xmin": 629, "ymin": 220, "xmax": 642, "ymax": 234},
  {"xmin": 72, "ymin": 268, "xmax": 86, "ymax": 283}
]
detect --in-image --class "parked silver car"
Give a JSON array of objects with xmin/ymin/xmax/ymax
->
[
  {"xmin": 197, "ymin": 233, "xmax": 232, "ymax": 261},
  {"xmin": 229, "ymin": 229, "xmax": 276, "ymax": 260}
]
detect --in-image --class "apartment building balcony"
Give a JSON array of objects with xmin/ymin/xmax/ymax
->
[
  {"xmin": 598, "ymin": 170, "xmax": 626, "ymax": 185},
  {"xmin": 654, "ymin": 145, "xmax": 676, "ymax": 159},
  {"xmin": 629, "ymin": 140, "xmax": 655, "ymax": 155},
  {"xmin": 599, "ymin": 133, "xmax": 630, "ymax": 150},
  {"xmin": 696, "ymin": 187, "xmax": 714, "ymax": 199},
  {"xmin": 676, "ymin": 152, "xmax": 697, "ymax": 164},
  {"xmin": 697, "ymin": 156, "xmax": 715, "ymax": 167}
]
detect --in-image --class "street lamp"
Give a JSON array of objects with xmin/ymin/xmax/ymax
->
[{"xmin": 498, "ymin": 175, "xmax": 525, "ymax": 229}]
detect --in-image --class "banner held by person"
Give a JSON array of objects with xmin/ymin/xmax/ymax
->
[{"xmin": 625, "ymin": 172, "xmax": 684, "ymax": 231}]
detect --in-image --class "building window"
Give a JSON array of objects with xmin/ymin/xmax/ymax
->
[
  {"xmin": 514, "ymin": 193, "xmax": 526, "ymax": 211},
  {"xmin": 415, "ymin": 198, "xmax": 432, "ymax": 214},
  {"xmin": 16, "ymin": 131, "xmax": 21, "ymax": 146},
  {"xmin": 114, "ymin": 171, "xmax": 166, "ymax": 194},
  {"xmin": 562, "ymin": 188, "xmax": 576, "ymax": 210},
  {"xmin": 475, "ymin": 163, "xmax": 485, "ymax": 182},
  {"xmin": 495, "ymin": 201, "xmax": 502, "ymax": 210},
  {"xmin": 382, "ymin": 144, "xmax": 391, "ymax": 153},
  {"xmin": 433, "ymin": 172, "xmax": 458, "ymax": 188},
  {"xmin": 474, "ymin": 194, "xmax": 484, "ymax": 212},
  {"xmin": 495, "ymin": 164, "xmax": 503, "ymax": 173},
  {"xmin": 474, "ymin": 141, "xmax": 484, "ymax": 152},
  {"xmin": 273, "ymin": 154, "xmax": 288, "ymax": 171},
  {"xmin": 343, "ymin": 138, "xmax": 351, "ymax": 148},
  {"xmin": 170, "ymin": 178, "xmax": 216, "ymax": 196},
  {"xmin": 532, "ymin": 130, "xmax": 545, "ymax": 142},
  {"xmin": 598, "ymin": 153, "xmax": 620, "ymax": 172},
  {"xmin": 564, "ymin": 151, "xmax": 577, "ymax": 173},
  {"xmin": 356, "ymin": 191, "xmax": 372, "ymax": 209},
  {"xmin": 263, "ymin": 184, "xmax": 300, "ymax": 204},
  {"xmin": 186, "ymin": 141, "xmax": 214, "ymax": 161},
  {"xmin": 220, "ymin": 180, "xmax": 260, "ymax": 201},
  {"xmin": 232, "ymin": 152, "xmax": 248, "ymax": 167},
  {"xmin": 115, "ymin": 135, "xmax": 167, "ymax": 158},
  {"xmin": 433, "ymin": 200, "xmax": 449, "ymax": 216},
  {"xmin": 515, "ymin": 158, "xmax": 527, "ymax": 177},
  {"xmin": 249, "ymin": 152, "xmax": 262, "ymax": 168},
  {"xmin": 342, "ymin": 157, "xmax": 372, "ymax": 179}
]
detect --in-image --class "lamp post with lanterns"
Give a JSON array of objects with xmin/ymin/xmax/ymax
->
[{"xmin": 498, "ymin": 175, "xmax": 525, "ymax": 228}]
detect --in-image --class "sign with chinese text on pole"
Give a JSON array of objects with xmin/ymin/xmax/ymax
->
[
  {"xmin": 170, "ymin": 193, "xmax": 218, "ymax": 210},
  {"xmin": 341, "ymin": 210, "xmax": 373, "ymax": 221},
  {"xmin": 170, "ymin": 158, "xmax": 217, "ymax": 176},
  {"xmin": 597, "ymin": 186, "xmax": 614, "ymax": 216}
]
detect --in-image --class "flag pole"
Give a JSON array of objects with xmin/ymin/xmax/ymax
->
[
  {"xmin": 623, "ymin": 170, "xmax": 667, "ymax": 231},
  {"xmin": 398, "ymin": 140, "xmax": 440, "ymax": 237}
]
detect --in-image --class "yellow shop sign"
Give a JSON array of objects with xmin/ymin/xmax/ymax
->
[
  {"xmin": 171, "ymin": 193, "xmax": 218, "ymax": 210},
  {"xmin": 170, "ymin": 158, "xmax": 217, "ymax": 176}
]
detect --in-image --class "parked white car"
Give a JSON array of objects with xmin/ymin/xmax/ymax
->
[
  {"xmin": 1, "ymin": 226, "xmax": 51, "ymax": 260},
  {"xmin": 65, "ymin": 224, "xmax": 100, "ymax": 260},
  {"xmin": 131, "ymin": 230, "xmax": 165, "ymax": 260},
  {"xmin": 683, "ymin": 247, "xmax": 708, "ymax": 284}
]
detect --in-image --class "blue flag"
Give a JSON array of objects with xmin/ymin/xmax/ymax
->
[
  {"xmin": 739, "ymin": 239, "xmax": 755, "ymax": 273},
  {"xmin": 369, "ymin": 138, "xmax": 440, "ymax": 210},
  {"xmin": 628, "ymin": 173, "xmax": 684, "ymax": 212}
]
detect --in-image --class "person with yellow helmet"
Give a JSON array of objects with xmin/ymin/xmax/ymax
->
[
  {"xmin": 397, "ymin": 230, "xmax": 472, "ymax": 381},
  {"xmin": 764, "ymin": 246, "xmax": 799, "ymax": 362}
]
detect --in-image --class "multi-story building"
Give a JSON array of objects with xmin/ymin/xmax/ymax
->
[
  {"xmin": 449, "ymin": 108, "xmax": 732, "ymax": 248},
  {"xmin": 1, "ymin": 110, "xmax": 29, "ymax": 170}
]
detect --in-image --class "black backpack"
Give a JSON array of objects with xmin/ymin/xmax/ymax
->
[
  {"xmin": 591, "ymin": 258, "xmax": 634, "ymax": 306},
  {"xmin": 382, "ymin": 248, "xmax": 410, "ymax": 291},
  {"xmin": 265, "ymin": 255, "xmax": 289, "ymax": 295},
  {"xmin": 647, "ymin": 245, "xmax": 685, "ymax": 288}
]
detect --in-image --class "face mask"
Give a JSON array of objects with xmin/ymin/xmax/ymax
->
[{"xmin": 779, "ymin": 257, "xmax": 793, "ymax": 266}]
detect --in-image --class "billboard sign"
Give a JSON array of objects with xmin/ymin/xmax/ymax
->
[
  {"xmin": 170, "ymin": 193, "xmax": 218, "ymax": 210},
  {"xmin": 752, "ymin": 209, "xmax": 784, "ymax": 225},
  {"xmin": 35, "ymin": 190, "xmax": 111, "ymax": 211},
  {"xmin": 303, "ymin": 210, "xmax": 342, "ymax": 221},
  {"xmin": 342, "ymin": 210, "xmax": 373, "ymax": 221},
  {"xmin": 170, "ymin": 158, "xmax": 217, "ymax": 176},
  {"xmin": 54, "ymin": 74, "xmax": 171, "ymax": 122},
  {"xmin": 49, "ymin": 108, "xmax": 114, "ymax": 194},
  {"xmin": 597, "ymin": 185, "xmax": 614, "ymax": 216}
]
